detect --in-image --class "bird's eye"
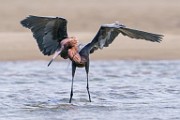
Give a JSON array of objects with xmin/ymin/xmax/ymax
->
[{"xmin": 68, "ymin": 46, "xmax": 72, "ymax": 49}]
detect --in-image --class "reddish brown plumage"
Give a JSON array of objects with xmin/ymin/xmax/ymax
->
[{"xmin": 59, "ymin": 37, "xmax": 85, "ymax": 66}]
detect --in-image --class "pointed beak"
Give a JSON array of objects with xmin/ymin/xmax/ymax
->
[{"xmin": 47, "ymin": 48, "xmax": 63, "ymax": 67}]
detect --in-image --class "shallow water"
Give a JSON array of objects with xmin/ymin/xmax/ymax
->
[{"xmin": 0, "ymin": 60, "xmax": 180, "ymax": 120}]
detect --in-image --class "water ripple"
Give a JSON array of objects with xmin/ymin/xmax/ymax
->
[{"xmin": 0, "ymin": 60, "xmax": 180, "ymax": 120}]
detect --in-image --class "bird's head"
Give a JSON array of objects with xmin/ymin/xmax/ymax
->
[
  {"xmin": 48, "ymin": 37, "xmax": 79, "ymax": 66},
  {"xmin": 68, "ymin": 37, "xmax": 78, "ymax": 47}
]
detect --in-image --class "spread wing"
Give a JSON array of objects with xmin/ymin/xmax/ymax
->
[
  {"xmin": 20, "ymin": 15, "xmax": 68, "ymax": 55},
  {"xmin": 85, "ymin": 22, "xmax": 163, "ymax": 54}
]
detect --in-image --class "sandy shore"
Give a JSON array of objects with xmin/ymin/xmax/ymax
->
[
  {"xmin": 0, "ymin": 32, "xmax": 179, "ymax": 61},
  {"xmin": 0, "ymin": 0, "xmax": 179, "ymax": 61}
]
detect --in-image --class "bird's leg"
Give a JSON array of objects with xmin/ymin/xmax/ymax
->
[
  {"xmin": 69, "ymin": 62, "xmax": 76, "ymax": 103},
  {"xmin": 85, "ymin": 60, "xmax": 91, "ymax": 102}
]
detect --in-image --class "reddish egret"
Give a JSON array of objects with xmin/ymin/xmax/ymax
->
[{"xmin": 21, "ymin": 15, "xmax": 163, "ymax": 103}]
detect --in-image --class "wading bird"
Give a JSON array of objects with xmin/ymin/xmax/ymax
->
[{"xmin": 21, "ymin": 15, "xmax": 163, "ymax": 103}]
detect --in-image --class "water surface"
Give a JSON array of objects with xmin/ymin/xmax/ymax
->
[{"xmin": 0, "ymin": 60, "xmax": 180, "ymax": 120}]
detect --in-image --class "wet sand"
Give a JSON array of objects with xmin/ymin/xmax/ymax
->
[{"xmin": 0, "ymin": 32, "xmax": 179, "ymax": 61}]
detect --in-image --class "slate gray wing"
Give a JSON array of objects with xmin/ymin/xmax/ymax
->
[
  {"xmin": 84, "ymin": 22, "xmax": 163, "ymax": 54},
  {"xmin": 118, "ymin": 27, "xmax": 163, "ymax": 42},
  {"xmin": 20, "ymin": 15, "xmax": 68, "ymax": 55},
  {"xmin": 88, "ymin": 25, "xmax": 120, "ymax": 54}
]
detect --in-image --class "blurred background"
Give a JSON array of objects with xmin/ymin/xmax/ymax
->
[
  {"xmin": 0, "ymin": 0, "xmax": 180, "ymax": 60},
  {"xmin": 1, "ymin": 0, "xmax": 180, "ymax": 33}
]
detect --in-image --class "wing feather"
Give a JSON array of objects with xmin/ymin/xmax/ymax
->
[
  {"xmin": 88, "ymin": 26, "xmax": 119, "ymax": 53},
  {"xmin": 20, "ymin": 15, "xmax": 68, "ymax": 55},
  {"xmin": 81, "ymin": 22, "xmax": 163, "ymax": 54},
  {"xmin": 119, "ymin": 27, "xmax": 163, "ymax": 42}
]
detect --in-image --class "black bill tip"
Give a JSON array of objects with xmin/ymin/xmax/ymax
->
[{"xmin": 47, "ymin": 59, "xmax": 54, "ymax": 67}]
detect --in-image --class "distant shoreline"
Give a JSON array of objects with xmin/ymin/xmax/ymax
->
[{"xmin": 0, "ymin": 32, "xmax": 180, "ymax": 61}]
